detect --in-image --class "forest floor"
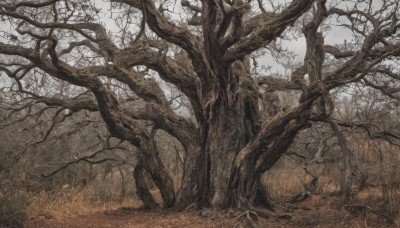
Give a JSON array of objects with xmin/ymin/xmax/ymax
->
[{"xmin": 25, "ymin": 194, "xmax": 399, "ymax": 228}]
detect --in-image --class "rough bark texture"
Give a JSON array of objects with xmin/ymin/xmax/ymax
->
[
  {"xmin": 175, "ymin": 144, "xmax": 203, "ymax": 208},
  {"xmin": 139, "ymin": 139, "xmax": 176, "ymax": 208},
  {"xmin": 329, "ymin": 120, "xmax": 353, "ymax": 207},
  {"xmin": 134, "ymin": 163, "xmax": 158, "ymax": 209}
]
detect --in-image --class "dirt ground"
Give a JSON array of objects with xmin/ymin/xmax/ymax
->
[{"xmin": 26, "ymin": 195, "xmax": 399, "ymax": 228}]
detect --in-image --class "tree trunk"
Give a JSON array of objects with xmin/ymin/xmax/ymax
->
[
  {"xmin": 229, "ymin": 154, "xmax": 264, "ymax": 208},
  {"xmin": 230, "ymin": 116, "xmax": 310, "ymax": 208},
  {"xmin": 175, "ymin": 143, "xmax": 203, "ymax": 209},
  {"xmin": 206, "ymin": 108, "xmax": 249, "ymax": 207},
  {"xmin": 134, "ymin": 163, "xmax": 158, "ymax": 209},
  {"xmin": 329, "ymin": 120, "xmax": 353, "ymax": 207},
  {"xmin": 135, "ymin": 138, "xmax": 176, "ymax": 208},
  {"xmin": 198, "ymin": 60, "xmax": 261, "ymax": 208},
  {"xmin": 179, "ymin": 59, "xmax": 317, "ymax": 208},
  {"xmin": 132, "ymin": 59, "xmax": 319, "ymax": 209}
]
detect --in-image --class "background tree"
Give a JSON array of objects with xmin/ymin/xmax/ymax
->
[{"xmin": 0, "ymin": 0, "xmax": 399, "ymax": 209}]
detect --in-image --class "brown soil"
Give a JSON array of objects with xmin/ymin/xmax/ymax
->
[{"xmin": 26, "ymin": 195, "xmax": 399, "ymax": 228}]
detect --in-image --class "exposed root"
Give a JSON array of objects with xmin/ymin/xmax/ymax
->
[
  {"xmin": 234, "ymin": 205, "xmax": 293, "ymax": 228},
  {"xmin": 235, "ymin": 210, "xmax": 263, "ymax": 228}
]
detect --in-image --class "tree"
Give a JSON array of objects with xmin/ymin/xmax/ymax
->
[{"xmin": 0, "ymin": 0, "xmax": 399, "ymax": 209}]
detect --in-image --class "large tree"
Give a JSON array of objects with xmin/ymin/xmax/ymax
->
[{"xmin": 0, "ymin": 0, "xmax": 399, "ymax": 209}]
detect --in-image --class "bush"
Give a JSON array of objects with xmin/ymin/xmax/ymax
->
[
  {"xmin": 0, "ymin": 193, "xmax": 29, "ymax": 228},
  {"xmin": 383, "ymin": 182, "xmax": 400, "ymax": 217}
]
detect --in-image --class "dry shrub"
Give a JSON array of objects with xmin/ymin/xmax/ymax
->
[
  {"xmin": 357, "ymin": 188, "xmax": 383, "ymax": 207},
  {"xmin": 350, "ymin": 137, "xmax": 400, "ymax": 188},
  {"xmin": 263, "ymin": 159, "xmax": 308, "ymax": 202},
  {"xmin": 316, "ymin": 176, "xmax": 341, "ymax": 194},
  {"xmin": 27, "ymin": 185, "xmax": 142, "ymax": 218},
  {"xmin": 263, "ymin": 155, "xmax": 343, "ymax": 202},
  {"xmin": 356, "ymin": 183, "xmax": 400, "ymax": 218},
  {"xmin": 0, "ymin": 192, "xmax": 29, "ymax": 228},
  {"xmin": 382, "ymin": 183, "xmax": 400, "ymax": 217}
]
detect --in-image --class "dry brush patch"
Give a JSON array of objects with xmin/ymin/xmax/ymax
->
[
  {"xmin": 24, "ymin": 194, "xmax": 400, "ymax": 228},
  {"xmin": 26, "ymin": 186, "xmax": 143, "ymax": 219}
]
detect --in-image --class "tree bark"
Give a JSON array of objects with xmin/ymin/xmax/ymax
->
[
  {"xmin": 200, "ymin": 60, "xmax": 261, "ymax": 208},
  {"xmin": 134, "ymin": 163, "xmax": 158, "ymax": 209},
  {"xmin": 135, "ymin": 138, "xmax": 176, "ymax": 208},
  {"xmin": 230, "ymin": 115, "xmax": 310, "ymax": 208},
  {"xmin": 206, "ymin": 108, "xmax": 249, "ymax": 207},
  {"xmin": 175, "ymin": 143, "xmax": 203, "ymax": 209},
  {"xmin": 329, "ymin": 120, "xmax": 353, "ymax": 208}
]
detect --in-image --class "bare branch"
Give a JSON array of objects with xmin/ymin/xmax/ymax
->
[
  {"xmin": 363, "ymin": 78, "xmax": 400, "ymax": 100},
  {"xmin": 41, "ymin": 146, "xmax": 126, "ymax": 178},
  {"xmin": 323, "ymin": 45, "xmax": 355, "ymax": 59},
  {"xmin": 330, "ymin": 120, "xmax": 400, "ymax": 147},
  {"xmin": 0, "ymin": 0, "xmax": 58, "ymax": 10},
  {"xmin": 256, "ymin": 76, "xmax": 302, "ymax": 91},
  {"xmin": 224, "ymin": 0, "xmax": 314, "ymax": 62}
]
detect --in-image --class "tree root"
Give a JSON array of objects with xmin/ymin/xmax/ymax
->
[
  {"xmin": 235, "ymin": 210, "xmax": 264, "ymax": 228},
  {"xmin": 234, "ymin": 206, "xmax": 292, "ymax": 228}
]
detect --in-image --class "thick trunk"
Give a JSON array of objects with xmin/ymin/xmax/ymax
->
[
  {"xmin": 181, "ymin": 59, "xmax": 312, "ymax": 208},
  {"xmin": 204, "ymin": 81, "xmax": 260, "ymax": 206},
  {"xmin": 230, "ymin": 118, "xmax": 309, "ymax": 208},
  {"xmin": 206, "ymin": 109, "xmax": 249, "ymax": 207},
  {"xmin": 200, "ymin": 60, "xmax": 260, "ymax": 208},
  {"xmin": 230, "ymin": 161, "xmax": 264, "ymax": 208},
  {"xmin": 134, "ymin": 92, "xmax": 318, "ymax": 210},
  {"xmin": 132, "ymin": 58, "xmax": 319, "ymax": 209},
  {"xmin": 154, "ymin": 106, "xmax": 261, "ymax": 209}
]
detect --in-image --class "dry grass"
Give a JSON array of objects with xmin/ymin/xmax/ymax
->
[
  {"xmin": 21, "ymin": 166, "xmax": 400, "ymax": 228},
  {"xmin": 383, "ymin": 183, "xmax": 400, "ymax": 217},
  {"xmin": 354, "ymin": 185, "xmax": 400, "ymax": 222},
  {"xmin": 15, "ymin": 135, "xmax": 400, "ymax": 227},
  {"xmin": 356, "ymin": 187, "xmax": 383, "ymax": 202},
  {"xmin": 26, "ymin": 185, "xmax": 143, "ymax": 219},
  {"xmin": 263, "ymin": 157, "xmax": 342, "ymax": 203},
  {"xmin": 26, "ymin": 194, "xmax": 400, "ymax": 228}
]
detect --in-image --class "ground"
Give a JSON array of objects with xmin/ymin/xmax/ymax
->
[{"xmin": 26, "ymin": 195, "xmax": 399, "ymax": 228}]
